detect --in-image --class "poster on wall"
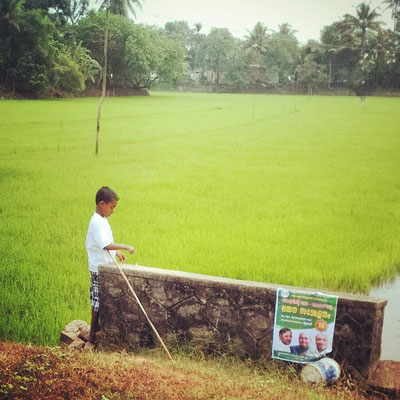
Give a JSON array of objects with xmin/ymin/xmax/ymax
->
[{"xmin": 272, "ymin": 288, "xmax": 338, "ymax": 363}]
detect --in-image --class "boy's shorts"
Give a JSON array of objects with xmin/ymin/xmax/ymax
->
[{"xmin": 90, "ymin": 271, "xmax": 99, "ymax": 312}]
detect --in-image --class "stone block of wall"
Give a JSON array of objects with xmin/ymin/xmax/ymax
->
[{"xmin": 98, "ymin": 265, "xmax": 386, "ymax": 378}]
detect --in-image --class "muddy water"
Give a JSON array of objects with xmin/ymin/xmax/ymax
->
[{"xmin": 369, "ymin": 275, "xmax": 400, "ymax": 361}]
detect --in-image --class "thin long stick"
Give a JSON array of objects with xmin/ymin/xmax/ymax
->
[
  {"xmin": 96, "ymin": 9, "xmax": 108, "ymax": 155},
  {"xmin": 107, "ymin": 251, "xmax": 174, "ymax": 362}
]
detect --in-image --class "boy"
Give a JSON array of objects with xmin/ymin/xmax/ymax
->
[{"xmin": 86, "ymin": 186, "xmax": 135, "ymax": 343}]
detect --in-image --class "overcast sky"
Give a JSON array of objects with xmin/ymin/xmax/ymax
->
[{"xmin": 129, "ymin": 0, "xmax": 394, "ymax": 43}]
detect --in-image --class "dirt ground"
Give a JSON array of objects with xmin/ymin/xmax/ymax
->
[
  {"xmin": 1, "ymin": 340, "xmax": 399, "ymax": 400},
  {"xmin": 369, "ymin": 360, "xmax": 400, "ymax": 391}
]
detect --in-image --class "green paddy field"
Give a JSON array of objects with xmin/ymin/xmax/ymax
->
[{"xmin": 0, "ymin": 92, "xmax": 399, "ymax": 345}]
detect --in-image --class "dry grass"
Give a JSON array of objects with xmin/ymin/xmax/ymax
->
[{"xmin": 0, "ymin": 340, "xmax": 380, "ymax": 400}]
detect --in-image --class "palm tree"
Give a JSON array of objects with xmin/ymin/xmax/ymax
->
[
  {"xmin": 193, "ymin": 23, "xmax": 202, "ymax": 71},
  {"xmin": 244, "ymin": 22, "xmax": 270, "ymax": 83},
  {"xmin": 382, "ymin": 0, "xmax": 400, "ymax": 30},
  {"xmin": 368, "ymin": 29, "xmax": 393, "ymax": 84},
  {"xmin": 342, "ymin": 2, "xmax": 383, "ymax": 54},
  {"xmin": 66, "ymin": 0, "xmax": 89, "ymax": 26},
  {"xmin": 320, "ymin": 23, "xmax": 344, "ymax": 88},
  {"xmin": 98, "ymin": 0, "xmax": 142, "ymax": 19},
  {"xmin": 194, "ymin": 22, "xmax": 202, "ymax": 34},
  {"xmin": 268, "ymin": 23, "xmax": 301, "ymax": 85},
  {"xmin": 244, "ymin": 22, "xmax": 270, "ymax": 59},
  {"xmin": 278, "ymin": 22, "xmax": 297, "ymax": 37},
  {"xmin": 339, "ymin": 3, "xmax": 385, "ymax": 95}
]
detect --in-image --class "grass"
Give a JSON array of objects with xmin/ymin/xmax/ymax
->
[
  {"xmin": 0, "ymin": 92, "xmax": 399, "ymax": 345},
  {"xmin": 0, "ymin": 340, "xmax": 378, "ymax": 400}
]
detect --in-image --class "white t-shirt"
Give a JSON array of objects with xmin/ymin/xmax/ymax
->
[
  {"xmin": 274, "ymin": 341, "xmax": 291, "ymax": 353},
  {"xmin": 86, "ymin": 212, "xmax": 116, "ymax": 272},
  {"xmin": 305, "ymin": 346, "xmax": 328, "ymax": 358}
]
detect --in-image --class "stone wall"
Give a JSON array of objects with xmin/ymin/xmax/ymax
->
[{"xmin": 98, "ymin": 264, "xmax": 387, "ymax": 378}]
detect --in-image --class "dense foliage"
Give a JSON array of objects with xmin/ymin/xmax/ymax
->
[
  {"xmin": 0, "ymin": 0, "xmax": 184, "ymax": 95},
  {"xmin": 75, "ymin": 11, "xmax": 184, "ymax": 90},
  {"xmin": 0, "ymin": 0, "xmax": 399, "ymax": 96}
]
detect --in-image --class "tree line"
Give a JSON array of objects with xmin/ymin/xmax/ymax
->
[{"xmin": 0, "ymin": 0, "xmax": 399, "ymax": 97}]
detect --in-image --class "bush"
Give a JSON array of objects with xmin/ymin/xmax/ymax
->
[
  {"xmin": 15, "ymin": 52, "xmax": 50, "ymax": 94},
  {"xmin": 51, "ymin": 54, "xmax": 85, "ymax": 93}
]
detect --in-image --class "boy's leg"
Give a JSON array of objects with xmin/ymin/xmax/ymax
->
[
  {"xmin": 89, "ymin": 271, "xmax": 100, "ymax": 343},
  {"xmin": 89, "ymin": 311, "xmax": 99, "ymax": 343}
]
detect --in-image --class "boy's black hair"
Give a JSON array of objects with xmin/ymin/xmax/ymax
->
[{"xmin": 96, "ymin": 186, "xmax": 119, "ymax": 204}]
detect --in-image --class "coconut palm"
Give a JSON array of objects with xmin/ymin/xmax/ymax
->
[
  {"xmin": 193, "ymin": 23, "xmax": 202, "ymax": 71},
  {"xmin": 244, "ymin": 22, "xmax": 270, "ymax": 60},
  {"xmin": 278, "ymin": 22, "xmax": 297, "ymax": 37},
  {"xmin": 194, "ymin": 22, "xmax": 202, "ymax": 34},
  {"xmin": 368, "ymin": 29, "xmax": 390, "ymax": 83},
  {"xmin": 266, "ymin": 23, "xmax": 301, "ymax": 85},
  {"xmin": 320, "ymin": 23, "xmax": 344, "ymax": 88},
  {"xmin": 244, "ymin": 22, "xmax": 270, "ymax": 83},
  {"xmin": 98, "ymin": 0, "xmax": 142, "ymax": 19},
  {"xmin": 382, "ymin": 0, "xmax": 400, "ymax": 30},
  {"xmin": 338, "ymin": 3, "xmax": 385, "ymax": 94},
  {"xmin": 66, "ymin": 0, "xmax": 89, "ymax": 26},
  {"xmin": 342, "ymin": 2, "xmax": 383, "ymax": 53}
]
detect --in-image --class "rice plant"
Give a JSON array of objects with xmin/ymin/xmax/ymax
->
[{"xmin": 0, "ymin": 93, "xmax": 399, "ymax": 345}]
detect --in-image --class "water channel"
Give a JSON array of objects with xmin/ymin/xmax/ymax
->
[{"xmin": 369, "ymin": 275, "xmax": 400, "ymax": 362}]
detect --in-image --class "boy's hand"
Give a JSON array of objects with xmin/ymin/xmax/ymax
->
[
  {"xmin": 125, "ymin": 245, "xmax": 135, "ymax": 254},
  {"xmin": 116, "ymin": 251, "xmax": 126, "ymax": 262}
]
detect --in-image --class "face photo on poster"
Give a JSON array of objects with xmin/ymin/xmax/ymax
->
[{"xmin": 272, "ymin": 326, "xmax": 334, "ymax": 358}]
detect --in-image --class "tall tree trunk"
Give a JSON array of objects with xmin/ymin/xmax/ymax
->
[
  {"xmin": 96, "ymin": 10, "xmax": 109, "ymax": 155},
  {"xmin": 194, "ymin": 46, "xmax": 199, "ymax": 71},
  {"xmin": 328, "ymin": 57, "xmax": 332, "ymax": 89},
  {"xmin": 360, "ymin": 29, "xmax": 366, "ymax": 66}
]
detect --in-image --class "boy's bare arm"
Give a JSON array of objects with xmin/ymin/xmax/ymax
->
[{"xmin": 104, "ymin": 243, "xmax": 135, "ymax": 254}]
